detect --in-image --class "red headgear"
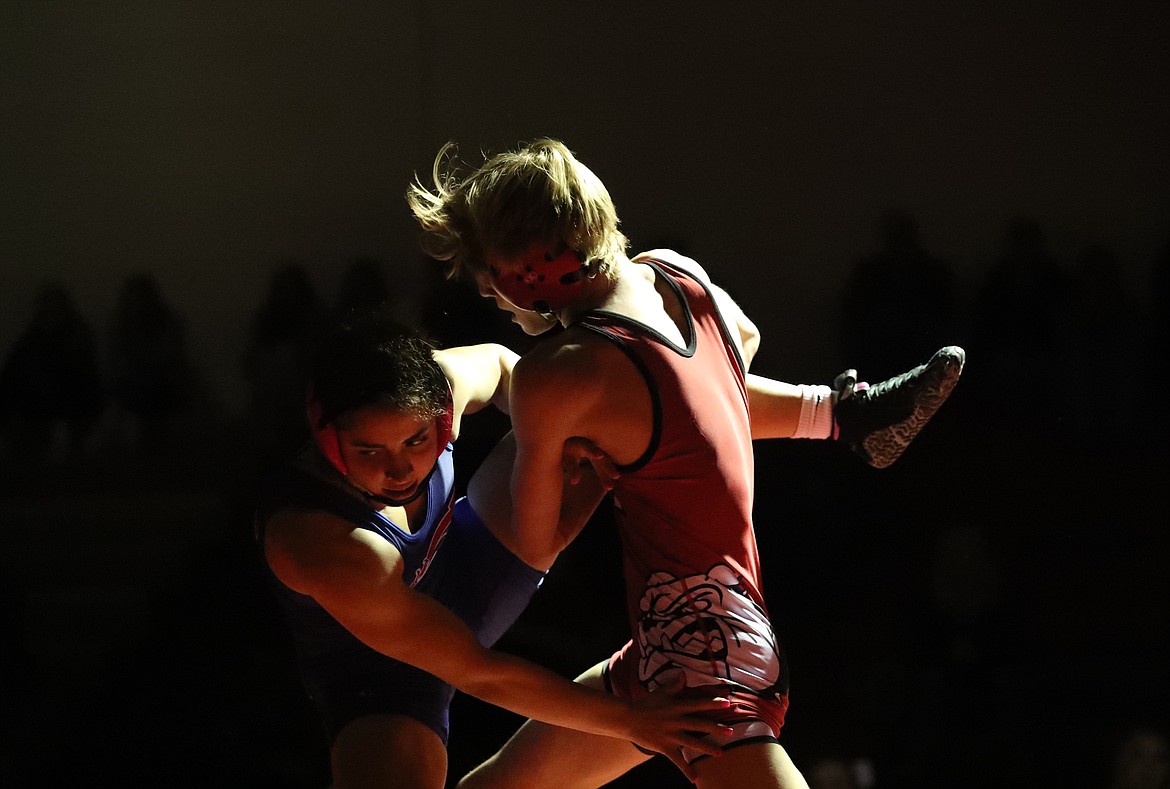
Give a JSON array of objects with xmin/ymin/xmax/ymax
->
[
  {"xmin": 305, "ymin": 386, "xmax": 454, "ymax": 477},
  {"xmin": 488, "ymin": 246, "xmax": 588, "ymax": 313}
]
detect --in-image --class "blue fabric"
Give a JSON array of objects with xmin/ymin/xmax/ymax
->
[{"xmin": 254, "ymin": 445, "xmax": 544, "ymax": 745}]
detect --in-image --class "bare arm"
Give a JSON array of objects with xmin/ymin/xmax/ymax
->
[
  {"xmin": 635, "ymin": 249, "xmax": 760, "ymax": 368},
  {"xmin": 466, "ymin": 430, "xmax": 614, "ymax": 563},
  {"xmin": 434, "ymin": 343, "xmax": 613, "ymax": 556},
  {"xmin": 264, "ymin": 512, "xmax": 725, "ymax": 775},
  {"xmin": 746, "ymin": 373, "xmax": 807, "ymax": 440},
  {"xmin": 504, "ymin": 348, "xmax": 593, "ymax": 570},
  {"xmin": 708, "ymin": 280, "xmax": 760, "ymax": 368},
  {"xmin": 433, "ymin": 343, "xmax": 519, "ymax": 439}
]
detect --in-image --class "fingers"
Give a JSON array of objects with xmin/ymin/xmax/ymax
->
[
  {"xmin": 683, "ymin": 696, "xmax": 734, "ymax": 715},
  {"xmin": 665, "ymin": 749, "xmax": 697, "ymax": 783},
  {"xmin": 661, "ymin": 725, "xmax": 732, "ymax": 784},
  {"xmin": 677, "ymin": 712, "xmax": 732, "ymax": 738},
  {"xmin": 680, "ymin": 727, "xmax": 728, "ymax": 755},
  {"xmin": 589, "ymin": 452, "xmax": 619, "ymax": 490},
  {"xmin": 560, "ymin": 436, "xmax": 620, "ymax": 490}
]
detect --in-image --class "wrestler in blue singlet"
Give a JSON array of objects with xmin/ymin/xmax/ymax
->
[{"xmin": 254, "ymin": 442, "xmax": 544, "ymax": 745}]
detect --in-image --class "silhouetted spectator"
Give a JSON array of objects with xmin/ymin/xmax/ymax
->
[
  {"xmin": 0, "ymin": 281, "xmax": 105, "ymax": 464},
  {"xmin": 970, "ymin": 216, "xmax": 1073, "ymax": 438},
  {"xmin": 335, "ymin": 257, "xmax": 391, "ymax": 316},
  {"xmin": 106, "ymin": 273, "xmax": 196, "ymax": 446},
  {"xmin": 842, "ymin": 210, "xmax": 956, "ymax": 378},
  {"xmin": 1067, "ymin": 243, "xmax": 1132, "ymax": 448},
  {"xmin": 241, "ymin": 260, "xmax": 326, "ymax": 470},
  {"xmin": 905, "ymin": 517, "xmax": 1013, "ymax": 786}
]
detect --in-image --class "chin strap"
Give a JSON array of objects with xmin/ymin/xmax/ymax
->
[
  {"xmin": 359, "ymin": 459, "xmax": 440, "ymax": 508},
  {"xmin": 306, "ymin": 384, "xmax": 454, "ymax": 477}
]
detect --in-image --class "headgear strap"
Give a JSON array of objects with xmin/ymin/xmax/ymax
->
[{"xmin": 305, "ymin": 385, "xmax": 454, "ymax": 477}]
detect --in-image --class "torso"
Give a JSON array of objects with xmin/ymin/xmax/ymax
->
[
  {"xmin": 377, "ymin": 496, "xmax": 428, "ymax": 534},
  {"xmin": 571, "ymin": 255, "xmax": 782, "ymax": 698},
  {"xmin": 259, "ymin": 445, "xmax": 458, "ymax": 592}
]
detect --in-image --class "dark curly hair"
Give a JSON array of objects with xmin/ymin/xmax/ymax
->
[{"xmin": 308, "ymin": 307, "xmax": 447, "ymax": 429}]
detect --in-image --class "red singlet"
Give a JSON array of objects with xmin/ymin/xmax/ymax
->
[{"xmin": 578, "ymin": 252, "xmax": 789, "ymax": 747}]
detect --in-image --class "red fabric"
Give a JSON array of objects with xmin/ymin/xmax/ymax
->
[{"xmin": 584, "ymin": 258, "xmax": 787, "ymax": 728}]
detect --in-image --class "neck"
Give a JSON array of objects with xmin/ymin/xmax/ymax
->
[{"xmin": 556, "ymin": 255, "xmax": 631, "ymax": 326}]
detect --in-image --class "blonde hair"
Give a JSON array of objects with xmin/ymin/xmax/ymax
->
[{"xmin": 406, "ymin": 138, "xmax": 628, "ymax": 280}]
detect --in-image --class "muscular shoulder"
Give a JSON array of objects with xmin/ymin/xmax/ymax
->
[
  {"xmin": 514, "ymin": 327, "xmax": 622, "ymax": 390},
  {"xmin": 433, "ymin": 343, "xmax": 516, "ymax": 387},
  {"xmin": 635, "ymin": 248, "xmax": 758, "ymax": 367},
  {"xmin": 264, "ymin": 507, "xmax": 404, "ymax": 599},
  {"xmin": 632, "ymin": 248, "xmax": 714, "ymax": 284},
  {"xmin": 510, "ymin": 330, "xmax": 623, "ymax": 432}
]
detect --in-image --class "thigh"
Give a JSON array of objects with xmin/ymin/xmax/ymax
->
[
  {"xmin": 426, "ymin": 496, "xmax": 544, "ymax": 648},
  {"xmin": 331, "ymin": 713, "xmax": 448, "ymax": 789},
  {"xmin": 311, "ymin": 655, "xmax": 455, "ymax": 746},
  {"xmin": 456, "ymin": 661, "xmax": 652, "ymax": 789},
  {"xmin": 692, "ymin": 741, "xmax": 810, "ymax": 789}
]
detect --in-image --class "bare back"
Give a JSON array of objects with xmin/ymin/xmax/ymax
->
[
  {"xmin": 547, "ymin": 258, "xmax": 693, "ymax": 467},
  {"xmin": 505, "ymin": 253, "xmax": 754, "ymax": 568}
]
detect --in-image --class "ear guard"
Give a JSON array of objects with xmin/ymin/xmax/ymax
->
[
  {"xmin": 306, "ymin": 388, "xmax": 348, "ymax": 475},
  {"xmin": 488, "ymin": 246, "xmax": 588, "ymax": 313},
  {"xmin": 305, "ymin": 386, "xmax": 454, "ymax": 477}
]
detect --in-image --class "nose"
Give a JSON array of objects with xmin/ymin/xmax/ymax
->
[{"xmin": 382, "ymin": 453, "xmax": 413, "ymax": 482}]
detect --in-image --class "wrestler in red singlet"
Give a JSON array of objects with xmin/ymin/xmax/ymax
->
[{"xmin": 579, "ymin": 253, "xmax": 789, "ymax": 759}]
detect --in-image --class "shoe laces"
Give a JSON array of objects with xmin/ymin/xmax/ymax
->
[{"xmin": 832, "ymin": 369, "xmax": 868, "ymax": 402}]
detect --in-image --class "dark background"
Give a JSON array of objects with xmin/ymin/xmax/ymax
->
[{"xmin": 2, "ymin": 2, "xmax": 1168, "ymax": 787}]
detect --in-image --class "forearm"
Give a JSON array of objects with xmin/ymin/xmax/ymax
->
[
  {"xmin": 336, "ymin": 585, "xmax": 632, "ymax": 741},
  {"xmin": 746, "ymin": 373, "xmax": 804, "ymax": 439},
  {"xmin": 456, "ymin": 649, "xmax": 631, "ymax": 740},
  {"xmin": 510, "ymin": 449, "xmax": 571, "ymax": 570}
]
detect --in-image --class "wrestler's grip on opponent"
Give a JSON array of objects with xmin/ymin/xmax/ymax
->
[
  {"xmin": 626, "ymin": 672, "xmax": 733, "ymax": 783},
  {"xmin": 562, "ymin": 441, "xmax": 732, "ymax": 782},
  {"xmin": 562, "ymin": 436, "xmax": 620, "ymax": 491}
]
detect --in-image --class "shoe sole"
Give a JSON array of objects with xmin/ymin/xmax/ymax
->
[{"xmin": 860, "ymin": 346, "xmax": 966, "ymax": 468}]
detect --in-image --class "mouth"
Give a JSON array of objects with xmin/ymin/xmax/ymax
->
[{"xmin": 381, "ymin": 481, "xmax": 418, "ymax": 500}]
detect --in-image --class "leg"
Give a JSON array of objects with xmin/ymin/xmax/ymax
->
[
  {"xmin": 693, "ymin": 741, "xmax": 810, "ymax": 789},
  {"xmin": 331, "ymin": 713, "xmax": 448, "ymax": 789},
  {"xmin": 457, "ymin": 661, "xmax": 653, "ymax": 789}
]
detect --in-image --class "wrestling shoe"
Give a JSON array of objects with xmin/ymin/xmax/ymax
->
[{"xmin": 833, "ymin": 345, "xmax": 966, "ymax": 468}]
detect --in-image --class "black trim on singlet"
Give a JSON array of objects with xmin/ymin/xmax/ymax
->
[
  {"xmin": 582, "ymin": 259, "xmax": 697, "ymax": 358},
  {"xmin": 573, "ymin": 256, "xmax": 747, "ymax": 474},
  {"xmin": 574, "ymin": 324, "xmax": 663, "ymax": 475},
  {"xmin": 590, "ymin": 257, "xmax": 747, "ymax": 375},
  {"xmin": 649, "ymin": 257, "xmax": 748, "ymax": 376}
]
